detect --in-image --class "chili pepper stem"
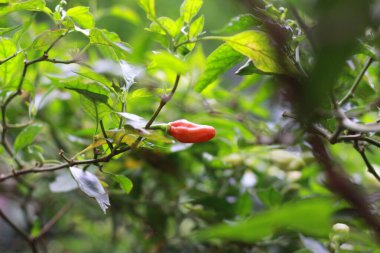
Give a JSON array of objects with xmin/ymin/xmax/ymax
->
[{"xmin": 149, "ymin": 123, "xmax": 170, "ymax": 132}]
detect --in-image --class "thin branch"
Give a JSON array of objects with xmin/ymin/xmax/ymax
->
[
  {"xmin": 32, "ymin": 202, "xmax": 72, "ymax": 240},
  {"xmin": 100, "ymin": 120, "xmax": 113, "ymax": 151},
  {"xmin": 0, "ymin": 50, "xmax": 22, "ymax": 65},
  {"xmin": 0, "ymin": 209, "xmax": 30, "ymax": 241},
  {"xmin": 354, "ymin": 142, "xmax": 380, "ymax": 182},
  {"xmin": 0, "ymin": 209, "xmax": 38, "ymax": 253},
  {"xmin": 45, "ymin": 58, "xmax": 79, "ymax": 64},
  {"xmin": 145, "ymin": 74, "xmax": 181, "ymax": 129},
  {"xmin": 289, "ymin": 5, "xmax": 316, "ymax": 50},
  {"xmin": 308, "ymin": 135, "xmax": 380, "ymax": 237},
  {"xmin": 44, "ymin": 32, "xmax": 66, "ymax": 55},
  {"xmin": 339, "ymin": 57, "xmax": 374, "ymax": 106},
  {"xmin": 0, "ymin": 145, "xmax": 132, "ymax": 182}
]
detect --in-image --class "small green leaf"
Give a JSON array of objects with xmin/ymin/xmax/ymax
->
[
  {"xmin": 257, "ymin": 187, "xmax": 282, "ymax": 208},
  {"xmin": 149, "ymin": 51, "xmax": 188, "ymax": 74},
  {"xmin": 180, "ymin": 0, "xmax": 203, "ymax": 24},
  {"xmin": 235, "ymin": 59, "xmax": 270, "ymax": 75},
  {"xmin": 14, "ymin": 124, "xmax": 43, "ymax": 153},
  {"xmin": 57, "ymin": 78, "xmax": 110, "ymax": 103},
  {"xmin": 0, "ymin": 38, "xmax": 21, "ymax": 87},
  {"xmin": 220, "ymin": 30, "xmax": 294, "ymax": 75},
  {"xmin": 111, "ymin": 175, "xmax": 133, "ymax": 194},
  {"xmin": 147, "ymin": 17, "xmax": 177, "ymax": 37},
  {"xmin": 235, "ymin": 191, "xmax": 253, "ymax": 217},
  {"xmin": 0, "ymin": 26, "xmax": 21, "ymax": 35},
  {"xmin": 31, "ymin": 29, "xmax": 66, "ymax": 51},
  {"xmin": 185, "ymin": 15, "xmax": 204, "ymax": 51},
  {"xmin": 89, "ymin": 28, "xmax": 120, "ymax": 45},
  {"xmin": 109, "ymin": 6, "xmax": 141, "ymax": 25},
  {"xmin": 124, "ymin": 124, "xmax": 173, "ymax": 143},
  {"xmin": 66, "ymin": 6, "xmax": 95, "ymax": 29},
  {"xmin": 189, "ymin": 15, "xmax": 204, "ymax": 39},
  {"xmin": 196, "ymin": 198, "xmax": 334, "ymax": 242},
  {"xmin": 216, "ymin": 14, "xmax": 261, "ymax": 34},
  {"xmin": 194, "ymin": 43, "xmax": 245, "ymax": 92},
  {"xmin": 128, "ymin": 88, "xmax": 152, "ymax": 100},
  {"xmin": 75, "ymin": 70, "xmax": 114, "ymax": 90},
  {"xmin": 89, "ymin": 28, "xmax": 131, "ymax": 57},
  {"xmin": 30, "ymin": 219, "xmax": 41, "ymax": 238},
  {"xmin": 0, "ymin": 0, "xmax": 51, "ymax": 16},
  {"xmin": 136, "ymin": 0, "xmax": 155, "ymax": 20}
]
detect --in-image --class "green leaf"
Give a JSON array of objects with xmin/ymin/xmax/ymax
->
[
  {"xmin": 66, "ymin": 6, "xmax": 95, "ymax": 29},
  {"xmin": 189, "ymin": 15, "xmax": 204, "ymax": 39},
  {"xmin": 0, "ymin": 38, "xmax": 20, "ymax": 87},
  {"xmin": 196, "ymin": 198, "xmax": 334, "ymax": 242},
  {"xmin": 219, "ymin": 31, "xmax": 293, "ymax": 75},
  {"xmin": 216, "ymin": 14, "xmax": 261, "ymax": 34},
  {"xmin": 89, "ymin": 28, "xmax": 131, "ymax": 57},
  {"xmin": 180, "ymin": 0, "xmax": 203, "ymax": 24},
  {"xmin": 147, "ymin": 17, "xmax": 177, "ymax": 37},
  {"xmin": 0, "ymin": 0, "xmax": 51, "ymax": 16},
  {"xmin": 75, "ymin": 70, "xmax": 114, "ymax": 90},
  {"xmin": 235, "ymin": 191, "xmax": 253, "ymax": 217},
  {"xmin": 257, "ymin": 187, "xmax": 282, "ymax": 208},
  {"xmin": 128, "ymin": 88, "xmax": 152, "ymax": 100},
  {"xmin": 111, "ymin": 175, "xmax": 133, "ymax": 194},
  {"xmin": 235, "ymin": 59, "xmax": 271, "ymax": 75},
  {"xmin": 14, "ymin": 124, "xmax": 43, "ymax": 153},
  {"xmin": 60, "ymin": 79, "xmax": 110, "ymax": 104},
  {"xmin": 149, "ymin": 51, "xmax": 188, "ymax": 74},
  {"xmin": 136, "ymin": 0, "xmax": 155, "ymax": 20},
  {"xmin": 194, "ymin": 43, "xmax": 244, "ymax": 92},
  {"xmin": 124, "ymin": 124, "xmax": 173, "ymax": 143},
  {"xmin": 185, "ymin": 15, "xmax": 204, "ymax": 51},
  {"xmin": 108, "ymin": 6, "xmax": 141, "ymax": 25},
  {"xmin": 89, "ymin": 28, "xmax": 119, "ymax": 45},
  {"xmin": 30, "ymin": 29, "xmax": 66, "ymax": 51},
  {"xmin": 0, "ymin": 25, "xmax": 21, "ymax": 35},
  {"xmin": 13, "ymin": 14, "xmax": 34, "ymax": 44}
]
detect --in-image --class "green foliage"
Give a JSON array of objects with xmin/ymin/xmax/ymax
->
[
  {"xmin": 195, "ymin": 43, "xmax": 244, "ymax": 92},
  {"xmin": 31, "ymin": 29, "xmax": 66, "ymax": 50},
  {"xmin": 1, "ymin": 0, "xmax": 380, "ymax": 252},
  {"xmin": 180, "ymin": 0, "xmax": 203, "ymax": 24},
  {"xmin": 14, "ymin": 124, "xmax": 43, "ymax": 153},
  {"xmin": 0, "ymin": 0, "xmax": 51, "ymax": 16},
  {"xmin": 66, "ymin": 6, "xmax": 95, "ymax": 29},
  {"xmin": 197, "ymin": 198, "xmax": 335, "ymax": 242}
]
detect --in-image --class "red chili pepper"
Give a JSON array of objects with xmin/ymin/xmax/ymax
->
[{"xmin": 168, "ymin": 119, "xmax": 216, "ymax": 143}]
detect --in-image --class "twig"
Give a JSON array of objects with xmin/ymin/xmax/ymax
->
[
  {"xmin": 32, "ymin": 202, "xmax": 72, "ymax": 240},
  {"xmin": 100, "ymin": 120, "xmax": 113, "ymax": 151},
  {"xmin": 309, "ymin": 135, "xmax": 380, "ymax": 237},
  {"xmin": 339, "ymin": 57, "xmax": 374, "ymax": 106},
  {"xmin": 0, "ymin": 145, "xmax": 132, "ymax": 182},
  {"xmin": 0, "ymin": 209, "xmax": 38, "ymax": 253},
  {"xmin": 145, "ymin": 74, "xmax": 181, "ymax": 129},
  {"xmin": 289, "ymin": 5, "xmax": 316, "ymax": 50},
  {"xmin": 0, "ymin": 50, "xmax": 22, "ymax": 65},
  {"xmin": 354, "ymin": 142, "xmax": 380, "ymax": 182}
]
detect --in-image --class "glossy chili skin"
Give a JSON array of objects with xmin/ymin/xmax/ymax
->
[{"xmin": 168, "ymin": 119, "xmax": 216, "ymax": 143}]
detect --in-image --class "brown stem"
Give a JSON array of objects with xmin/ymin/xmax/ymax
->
[
  {"xmin": 0, "ymin": 209, "xmax": 38, "ymax": 253},
  {"xmin": 32, "ymin": 202, "xmax": 72, "ymax": 240}
]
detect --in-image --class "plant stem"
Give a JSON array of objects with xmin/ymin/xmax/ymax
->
[
  {"xmin": 145, "ymin": 74, "xmax": 181, "ymax": 129},
  {"xmin": 0, "ymin": 209, "xmax": 38, "ymax": 253},
  {"xmin": 339, "ymin": 57, "xmax": 373, "ymax": 106},
  {"xmin": 100, "ymin": 119, "xmax": 113, "ymax": 151}
]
